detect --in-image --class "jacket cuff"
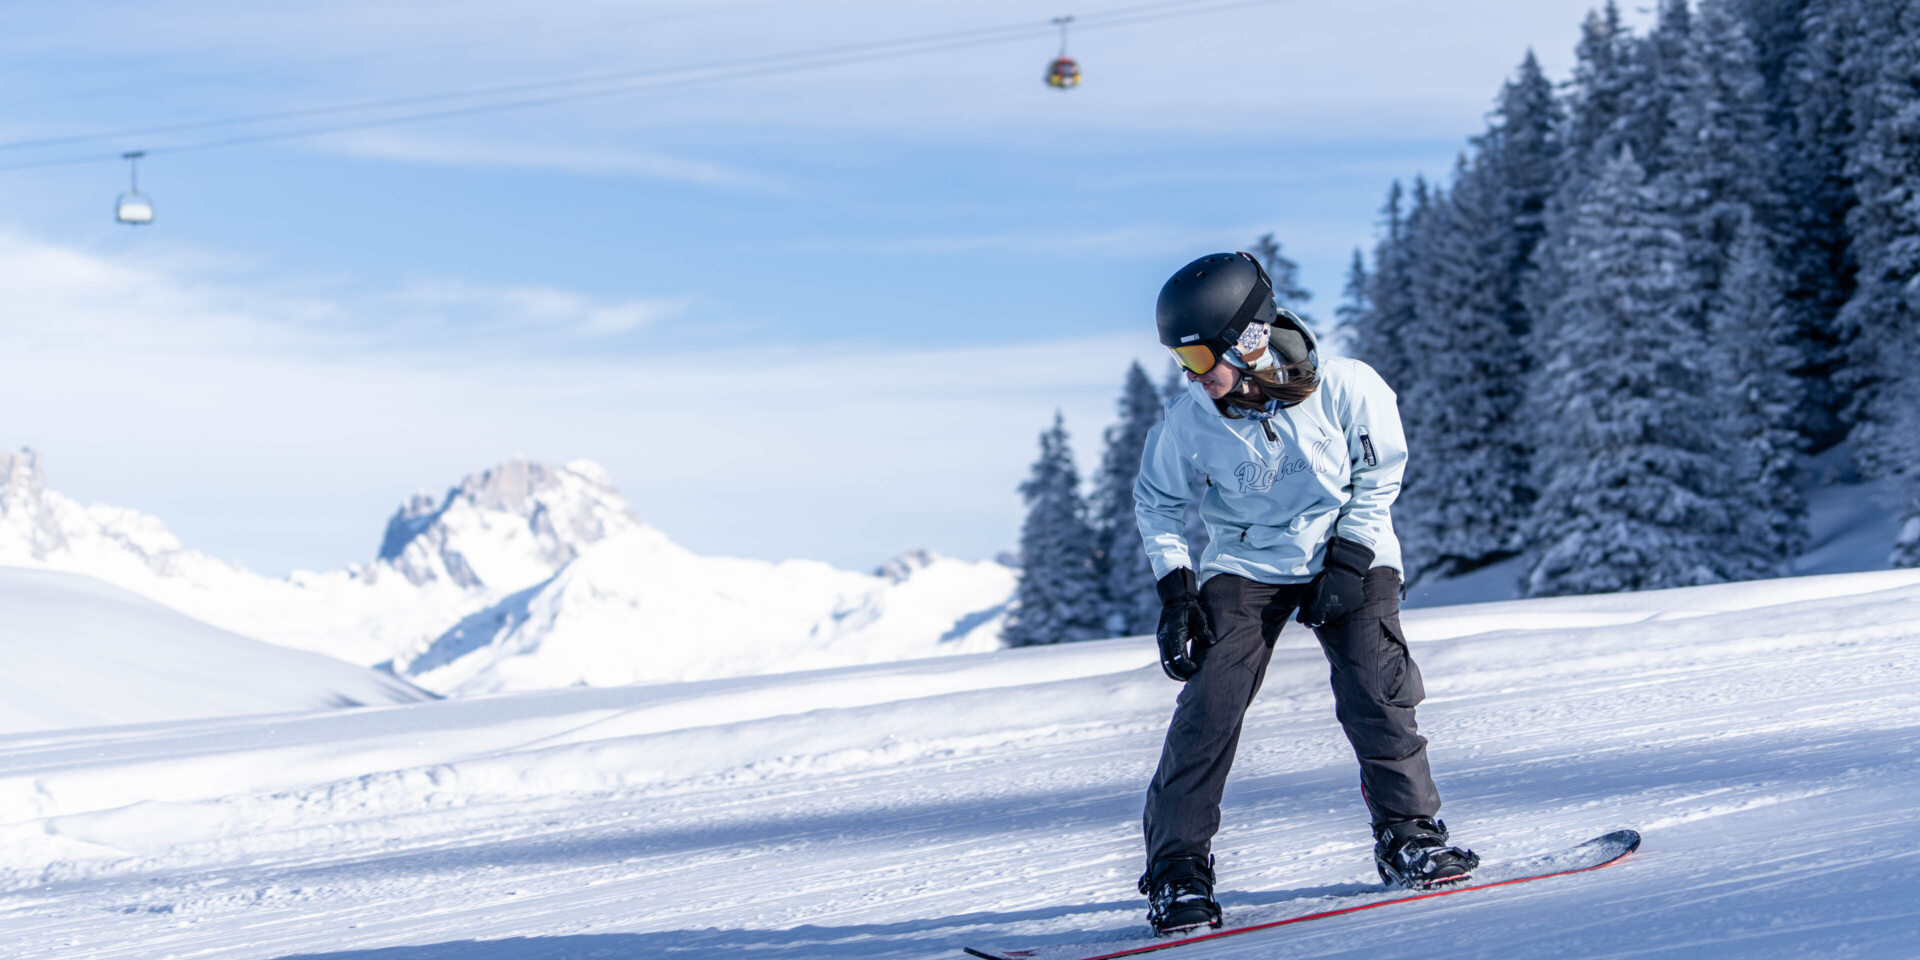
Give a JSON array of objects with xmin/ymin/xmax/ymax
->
[
  {"xmin": 1155, "ymin": 568, "xmax": 1199, "ymax": 604},
  {"xmin": 1323, "ymin": 537, "xmax": 1375, "ymax": 577}
]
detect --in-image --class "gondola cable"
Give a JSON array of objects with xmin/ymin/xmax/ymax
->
[{"xmin": 0, "ymin": 0, "xmax": 1285, "ymax": 174}]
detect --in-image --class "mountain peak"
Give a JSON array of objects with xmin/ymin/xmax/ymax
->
[
  {"xmin": 2, "ymin": 447, "xmax": 47, "ymax": 505},
  {"xmin": 377, "ymin": 458, "xmax": 641, "ymax": 590},
  {"xmin": 874, "ymin": 548, "xmax": 942, "ymax": 584},
  {"xmin": 0, "ymin": 447, "xmax": 66, "ymax": 559}
]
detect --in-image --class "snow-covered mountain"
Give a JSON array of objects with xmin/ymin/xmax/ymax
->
[
  {"xmin": 374, "ymin": 458, "xmax": 641, "ymax": 592},
  {"xmin": 0, "ymin": 448, "xmax": 1013, "ymax": 695},
  {"xmin": 402, "ymin": 529, "xmax": 1015, "ymax": 693},
  {"xmin": 0, "ymin": 566, "xmax": 430, "ymax": 735}
]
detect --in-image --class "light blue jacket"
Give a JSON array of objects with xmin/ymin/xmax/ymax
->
[{"xmin": 1134, "ymin": 354, "xmax": 1407, "ymax": 586}]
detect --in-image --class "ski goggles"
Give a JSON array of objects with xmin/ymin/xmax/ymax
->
[
  {"xmin": 1171, "ymin": 322, "xmax": 1271, "ymax": 376},
  {"xmin": 1170, "ymin": 341, "xmax": 1265, "ymax": 376},
  {"xmin": 1169, "ymin": 341, "xmax": 1228, "ymax": 376}
]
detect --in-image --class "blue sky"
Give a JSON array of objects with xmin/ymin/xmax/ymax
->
[{"xmin": 0, "ymin": 0, "xmax": 1649, "ymax": 576}]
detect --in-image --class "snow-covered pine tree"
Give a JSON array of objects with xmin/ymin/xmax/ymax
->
[
  {"xmin": 1526, "ymin": 149, "xmax": 1745, "ymax": 596},
  {"xmin": 1769, "ymin": 0, "xmax": 1861, "ymax": 447},
  {"xmin": 1091, "ymin": 362, "xmax": 1168, "ymax": 635},
  {"xmin": 1639, "ymin": 0, "xmax": 1697, "ymax": 179},
  {"xmin": 1397, "ymin": 50, "xmax": 1562, "ymax": 577},
  {"xmin": 1529, "ymin": 5, "xmax": 1642, "ymax": 353},
  {"xmin": 1832, "ymin": 0, "xmax": 1920, "ymax": 567},
  {"xmin": 1250, "ymin": 232, "xmax": 1316, "ymax": 334},
  {"xmin": 1486, "ymin": 50, "xmax": 1563, "ymax": 344},
  {"xmin": 1663, "ymin": 0, "xmax": 1808, "ymax": 565},
  {"xmin": 1334, "ymin": 248, "xmax": 1369, "ymax": 342},
  {"xmin": 1666, "ymin": 0, "xmax": 1782, "ymax": 311},
  {"xmin": 1003, "ymin": 413, "xmax": 1107, "ymax": 646},
  {"xmin": 1388, "ymin": 178, "xmax": 1447, "ymax": 566},
  {"xmin": 1565, "ymin": 2, "xmax": 1647, "ymax": 169},
  {"xmin": 1395, "ymin": 152, "xmax": 1532, "ymax": 579},
  {"xmin": 1348, "ymin": 184, "xmax": 1423, "ymax": 568},
  {"xmin": 1354, "ymin": 181, "xmax": 1418, "ymax": 394},
  {"xmin": 1736, "ymin": 0, "xmax": 1811, "ymax": 98},
  {"xmin": 1711, "ymin": 217, "xmax": 1808, "ymax": 571}
]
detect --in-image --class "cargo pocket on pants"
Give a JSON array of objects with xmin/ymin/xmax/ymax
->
[{"xmin": 1380, "ymin": 613, "xmax": 1424, "ymax": 708}]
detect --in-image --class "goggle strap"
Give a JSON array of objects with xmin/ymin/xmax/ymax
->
[{"xmin": 1228, "ymin": 253, "xmax": 1275, "ymax": 339}]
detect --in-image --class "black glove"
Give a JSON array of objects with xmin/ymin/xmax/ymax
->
[
  {"xmin": 1297, "ymin": 537, "xmax": 1374, "ymax": 628},
  {"xmin": 1155, "ymin": 568, "xmax": 1214, "ymax": 682}
]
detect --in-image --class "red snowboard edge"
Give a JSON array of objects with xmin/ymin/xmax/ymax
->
[{"xmin": 963, "ymin": 829, "xmax": 1641, "ymax": 960}]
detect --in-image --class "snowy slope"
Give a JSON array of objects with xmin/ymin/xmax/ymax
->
[
  {"xmin": 0, "ymin": 566, "xmax": 430, "ymax": 735},
  {"xmin": 3, "ymin": 568, "xmax": 1917, "ymax": 958},
  {"xmin": 0, "ymin": 449, "xmax": 1013, "ymax": 695}
]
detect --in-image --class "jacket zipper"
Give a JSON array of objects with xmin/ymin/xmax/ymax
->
[{"xmin": 1260, "ymin": 419, "xmax": 1277, "ymax": 442}]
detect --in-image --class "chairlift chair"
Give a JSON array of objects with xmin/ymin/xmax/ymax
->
[{"xmin": 115, "ymin": 151, "xmax": 153, "ymax": 225}]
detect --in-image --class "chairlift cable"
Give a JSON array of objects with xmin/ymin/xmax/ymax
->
[
  {"xmin": 0, "ymin": 0, "xmax": 795, "ymax": 115},
  {"xmin": 1, "ymin": 0, "xmax": 1226, "ymax": 155},
  {"xmin": 0, "ymin": 0, "xmax": 1235, "ymax": 152},
  {"xmin": 0, "ymin": 0, "xmax": 1287, "ymax": 174},
  {"xmin": 0, "ymin": 20, "xmax": 1040, "ymax": 155}
]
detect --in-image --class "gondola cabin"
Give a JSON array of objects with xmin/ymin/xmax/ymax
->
[
  {"xmin": 1046, "ymin": 55, "xmax": 1080, "ymax": 88},
  {"xmin": 1046, "ymin": 15, "xmax": 1079, "ymax": 89}
]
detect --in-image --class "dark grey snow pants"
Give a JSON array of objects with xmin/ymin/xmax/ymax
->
[{"xmin": 1142, "ymin": 569, "xmax": 1441, "ymax": 868}]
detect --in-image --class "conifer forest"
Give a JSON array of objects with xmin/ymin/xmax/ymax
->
[{"xmin": 1012, "ymin": 0, "xmax": 1920, "ymax": 642}]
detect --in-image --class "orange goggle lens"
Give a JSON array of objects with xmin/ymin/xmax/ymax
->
[{"xmin": 1170, "ymin": 343, "xmax": 1218, "ymax": 375}]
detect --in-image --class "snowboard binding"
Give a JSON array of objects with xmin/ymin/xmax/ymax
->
[
  {"xmin": 1374, "ymin": 818, "xmax": 1480, "ymax": 890},
  {"xmin": 1139, "ymin": 854, "xmax": 1224, "ymax": 935}
]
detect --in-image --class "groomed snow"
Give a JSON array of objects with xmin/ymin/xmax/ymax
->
[{"xmin": 3, "ymin": 568, "xmax": 1918, "ymax": 958}]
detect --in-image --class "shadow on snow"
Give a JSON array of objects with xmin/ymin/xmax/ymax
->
[{"xmin": 268, "ymin": 880, "xmax": 1381, "ymax": 960}]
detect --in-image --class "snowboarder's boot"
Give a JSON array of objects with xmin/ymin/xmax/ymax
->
[
  {"xmin": 1138, "ymin": 854, "xmax": 1224, "ymax": 935},
  {"xmin": 1374, "ymin": 818, "xmax": 1479, "ymax": 889}
]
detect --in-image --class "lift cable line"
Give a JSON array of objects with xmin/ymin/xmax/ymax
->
[
  {"xmin": 4, "ymin": 0, "xmax": 1236, "ymax": 155},
  {"xmin": 0, "ymin": 0, "xmax": 795, "ymax": 115},
  {"xmin": 0, "ymin": 16, "xmax": 1045, "ymax": 154},
  {"xmin": 0, "ymin": 0, "xmax": 1282, "ymax": 173}
]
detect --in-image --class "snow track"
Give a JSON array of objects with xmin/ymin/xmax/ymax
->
[{"xmin": 4, "ymin": 571, "xmax": 1919, "ymax": 958}]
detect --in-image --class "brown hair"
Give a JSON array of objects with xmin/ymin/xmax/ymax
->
[{"xmin": 1213, "ymin": 359, "xmax": 1320, "ymax": 418}]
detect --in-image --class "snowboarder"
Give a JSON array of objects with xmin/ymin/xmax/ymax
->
[{"xmin": 1132, "ymin": 252, "xmax": 1477, "ymax": 935}]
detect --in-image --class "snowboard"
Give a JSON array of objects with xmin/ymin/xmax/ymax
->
[{"xmin": 960, "ymin": 829, "xmax": 1640, "ymax": 960}]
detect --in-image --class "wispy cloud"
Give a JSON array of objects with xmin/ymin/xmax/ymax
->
[
  {"xmin": 0, "ymin": 229, "xmax": 700, "ymax": 361},
  {"xmin": 0, "ymin": 229, "xmax": 345, "ymax": 354},
  {"xmin": 384, "ymin": 279, "xmax": 696, "ymax": 340},
  {"xmin": 784, "ymin": 223, "xmax": 1279, "ymax": 258},
  {"xmin": 319, "ymin": 132, "xmax": 787, "ymax": 190},
  {"xmin": 0, "ymin": 227, "xmax": 1161, "ymax": 575}
]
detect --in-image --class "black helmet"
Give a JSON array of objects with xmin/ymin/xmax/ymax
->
[{"xmin": 1156, "ymin": 252, "xmax": 1314, "ymax": 375}]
